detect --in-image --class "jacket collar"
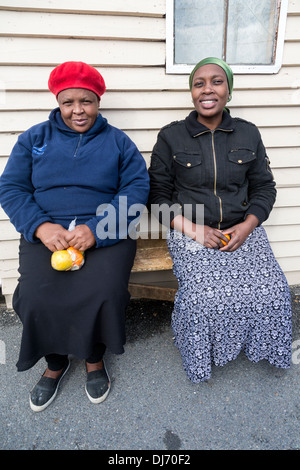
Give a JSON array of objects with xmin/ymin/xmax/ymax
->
[
  {"xmin": 49, "ymin": 107, "xmax": 108, "ymax": 135},
  {"xmin": 185, "ymin": 110, "xmax": 234, "ymax": 137}
]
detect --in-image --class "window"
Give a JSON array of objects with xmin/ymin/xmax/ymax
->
[{"xmin": 166, "ymin": 0, "xmax": 288, "ymax": 74}]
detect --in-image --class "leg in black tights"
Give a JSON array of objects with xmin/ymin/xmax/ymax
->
[
  {"xmin": 86, "ymin": 343, "xmax": 106, "ymax": 364},
  {"xmin": 45, "ymin": 343, "xmax": 106, "ymax": 373},
  {"xmin": 45, "ymin": 353, "xmax": 69, "ymax": 371}
]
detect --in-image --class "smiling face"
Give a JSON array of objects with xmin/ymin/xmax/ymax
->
[
  {"xmin": 57, "ymin": 88, "xmax": 100, "ymax": 133},
  {"xmin": 191, "ymin": 64, "xmax": 230, "ymax": 129}
]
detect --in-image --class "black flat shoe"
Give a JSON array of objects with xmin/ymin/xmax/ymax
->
[
  {"xmin": 29, "ymin": 360, "xmax": 70, "ymax": 412},
  {"xmin": 85, "ymin": 361, "xmax": 110, "ymax": 404}
]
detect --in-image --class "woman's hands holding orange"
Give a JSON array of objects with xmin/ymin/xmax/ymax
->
[
  {"xmin": 35, "ymin": 222, "xmax": 96, "ymax": 252},
  {"xmin": 201, "ymin": 225, "xmax": 230, "ymax": 249},
  {"xmin": 219, "ymin": 215, "xmax": 259, "ymax": 252},
  {"xmin": 171, "ymin": 216, "xmax": 228, "ymax": 249},
  {"xmin": 171, "ymin": 214, "xmax": 259, "ymax": 252},
  {"xmin": 65, "ymin": 224, "xmax": 96, "ymax": 252}
]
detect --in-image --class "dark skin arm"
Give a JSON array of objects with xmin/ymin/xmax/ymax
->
[
  {"xmin": 219, "ymin": 214, "xmax": 259, "ymax": 252},
  {"xmin": 171, "ymin": 214, "xmax": 259, "ymax": 251}
]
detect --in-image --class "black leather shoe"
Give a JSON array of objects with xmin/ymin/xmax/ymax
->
[
  {"xmin": 29, "ymin": 360, "xmax": 70, "ymax": 412},
  {"xmin": 85, "ymin": 362, "xmax": 110, "ymax": 404}
]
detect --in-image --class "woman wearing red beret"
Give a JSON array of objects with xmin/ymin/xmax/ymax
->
[{"xmin": 0, "ymin": 61, "xmax": 149, "ymax": 411}]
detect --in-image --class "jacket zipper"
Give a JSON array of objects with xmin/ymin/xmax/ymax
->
[
  {"xmin": 211, "ymin": 130, "xmax": 223, "ymax": 229},
  {"xmin": 74, "ymin": 134, "xmax": 83, "ymax": 157},
  {"xmin": 194, "ymin": 127, "xmax": 232, "ymax": 229}
]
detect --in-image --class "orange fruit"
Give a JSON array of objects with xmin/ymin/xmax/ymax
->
[
  {"xmin": 67, "ymin": 246, "xmax": 85, "ymax": 271},
  {"xmin": 51, "ymin": 247, "xmax": 84, "ymax": 271},
  {"xmin": 220, "ymin": 234, "xmax": 231, "ymax": 246}
]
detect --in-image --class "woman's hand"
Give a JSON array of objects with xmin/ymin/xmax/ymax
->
[
  {"xmin": 171, "ymin": 214, "xmax": 259, "ymax": 251},
  {"xmin": 65, "ymin": 224, "xmax": 96, "ymax": 251},
  {"xmin": 35, "ymin": 222, "xmax": 70, "ymax": 252},
  {"xmin": 171, "ymin": 215, "xmax": 229, "ymax": 248},
  {"xmin": 35, "ymin": 222, "xmax": 96, "ymax": 252},
  {"xmin": 219, "ymin": 214, "xmax": 259, "ymax": 252}
]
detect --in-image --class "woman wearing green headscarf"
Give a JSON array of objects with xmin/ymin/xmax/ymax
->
[{"xmin": 148, "ymin": 57, "xmax": 292, "ymax": 383}]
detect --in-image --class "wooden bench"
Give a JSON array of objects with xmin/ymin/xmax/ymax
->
[{"xmin": 128, "ymin": 237, "xmax": 177, "ymax": 302}]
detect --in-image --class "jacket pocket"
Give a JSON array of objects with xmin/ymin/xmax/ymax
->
[
  {"xmin": 173, "ymin": 152, "xmax": 202, "ymax": 168},
  {"xmin": 173, "ymin": 152, "xmax": 203, "ymax": 187},
  {"xmin": 227, "ymin": 148, "xmax": 256, "ymax": 184}
]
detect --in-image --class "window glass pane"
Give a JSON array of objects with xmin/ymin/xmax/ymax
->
[
  {"xmin": 174, "ymin": 0, "xmax": 225, "ymax": 64},
  {"xmin": 226, "ymin": 0, "xmax": 278, "ymax": 64}
]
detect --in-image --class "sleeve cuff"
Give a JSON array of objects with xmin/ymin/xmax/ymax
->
[{"xmin": 245, "ymin": 205, "xmax": 268, "ymax": 225}]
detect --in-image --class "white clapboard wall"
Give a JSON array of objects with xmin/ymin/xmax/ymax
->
[{"xmin": 0, "ymin": 0, "xmax": 299, "ymax": 308}]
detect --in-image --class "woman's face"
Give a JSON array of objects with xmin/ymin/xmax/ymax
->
[
  {"xmin": 57, "ymin": 88, "xmax": 100, "ymax": 132},
  {"xmin": 191, "ymin": 64, "xmax": 230, "ymax": 129}
]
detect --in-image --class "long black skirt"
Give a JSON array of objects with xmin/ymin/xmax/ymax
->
[{"xmin": 13, "ymin": 236, "xmax": 136, "ymax": 371}]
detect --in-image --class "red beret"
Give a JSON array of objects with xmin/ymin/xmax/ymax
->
[{"xmin": 48, "ymin": 61, "xmax": 106, "ymax": 99}]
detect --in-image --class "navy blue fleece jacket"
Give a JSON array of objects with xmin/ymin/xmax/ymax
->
[{"xmin": 0, "ymin": 108, "xmax": 149, "ymax": 247}]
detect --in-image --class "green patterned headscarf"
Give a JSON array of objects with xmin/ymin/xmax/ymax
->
[{"xmin": 189, "ymin": 57, "xmax": 233, "ymax": 101}]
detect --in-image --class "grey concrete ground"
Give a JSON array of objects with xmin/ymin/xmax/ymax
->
[{"xmin": 0, "ymin": 287, "xmax": 300, "ymax": 452}]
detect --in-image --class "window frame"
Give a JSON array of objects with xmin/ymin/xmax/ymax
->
[{"xmin": 166, "ymin": 0, "xmax": 288, "ymax": 74}]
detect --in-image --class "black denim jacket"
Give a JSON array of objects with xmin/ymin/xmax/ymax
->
[{"xmin": 148, "ymin": 111, "xmax": 276, "ymax": 229}]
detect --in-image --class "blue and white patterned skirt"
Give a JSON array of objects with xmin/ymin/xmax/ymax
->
[{"xmin": 167, "ymin": 226, "xmax": 292, "ymax": 383}]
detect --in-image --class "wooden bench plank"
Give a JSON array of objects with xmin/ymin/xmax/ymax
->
[
  {"xmin": 128, "ymin": 283, "xmax": 176, "ymax": 302},
  {"xmin": 131, "ymin": 238, "xmax": 173, "ymax": 272},
  {"xmin": 129, "ymin": 236, "xmax": 176, "ymax": 301}
]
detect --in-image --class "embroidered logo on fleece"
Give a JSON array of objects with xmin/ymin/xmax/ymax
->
[{"xmin": 32, "ymin": 143, "xmax": 47, "ymax": 156}]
